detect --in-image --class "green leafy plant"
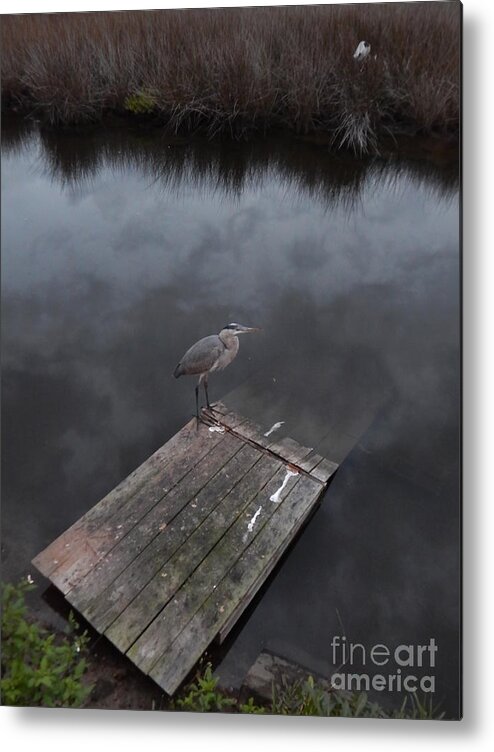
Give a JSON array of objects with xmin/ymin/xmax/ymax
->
[
  {"xmin": 391, "ymin": 692, "xmax": 445, "ymax": 720},
  {"xmin": 271, "ymin": 674, "xmax": 444, "ymax": 719},
  {"xmin": 175, "ymin": 662, "xmax": 237, "ymax": 713},
  {"xmin": 272, "ymin": 674, "xmax": 334, "ymax": 716},
  {"xmin": 176, "ymin": 663, "xmax": 444, "ymax": 718},
  {"xmin": 1, "ymin": 578, "xmax": 93, "ymax": 708},
  {"xmin": 238, "ymin": 696, "xmax": 266, "ymax": 714},
  {"xmin": 124, "ymin": 90, "xmax": 157, "ymax": 115}
]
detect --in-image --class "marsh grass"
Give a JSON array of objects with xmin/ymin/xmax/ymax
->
[{"xmin": 1, "ymin": 4, "xmax": 460, "ymax": 151}]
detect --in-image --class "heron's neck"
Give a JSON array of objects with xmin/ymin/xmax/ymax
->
[{"xmin": 219, "ymin": 331, "xmax": 239, "ymax": 351}]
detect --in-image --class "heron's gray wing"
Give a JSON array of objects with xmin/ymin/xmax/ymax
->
[{"xmin": 175, "ymin": 335, "xmax": 224, "ymax": 376}]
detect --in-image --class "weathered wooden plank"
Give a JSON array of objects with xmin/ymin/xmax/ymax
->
[
  {"xmin": 265, "ymin": 435, "xmax": 314, "ymax": 465},
  {"xmin": 296, "ymin": 451, "xmax": 326, "ymax": 473},
  {"xmin": 126, "ymin": 458, "xmax": 298, "ymax": 673},
  {"xmin": 206, "ymin": 403, "xmax": 247, "ymax": 430},
  {"xmin": 49, "ymin": 430, "xmax": 240, "ymax": 593},
  {"xmin": 71, "ymin": 441, "xmax": 260, "ymax": 616},
  {"xmin": 234, "ymin": 418, "xmax": 275, "ymax": 446},
  {"xmin": 207, "ymin": 407, "xmax": 273, "ymax": 449},
  {"xmin": 105, "ymin": 452, "xmax": 285, "ymax": 653},
  {"xmin": 209, "ymin": 406, "xmax": 317, "ymax": 468},
  {"xmin": 32, "ymin": 417, "xmax": 201, "ymax": 579},
  {"xmin": 149, "ymin": 473, "xmax": 322, "ymax": 694},
  {"xmin": 310, "ymin": 457, "xmax": 339, "ymax": 483},
  {"xmin": 217, "ymin": 484, "xmax": 323, "ymax": 643},
  {"xmin": 208, "ymin": 402, "xmax": 229, "ymax": 416},
  {"xmin": 73, "ymin": 442, "xmax": 261, "ymax": 632}
]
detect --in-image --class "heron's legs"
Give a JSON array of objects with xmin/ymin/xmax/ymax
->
[
  {"xmin": 204, "ymin": 376, "xmax": 211, "ymax": 409},
  {"xmin": 195, "ymin": 384, "xmax": 200, "ymax": 422}
]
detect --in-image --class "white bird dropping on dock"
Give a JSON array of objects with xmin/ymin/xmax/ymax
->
[
  {"xmin": 247, "ymin": 506, "xmax": 263, "ymax": 533},
  {"xmin": 264, "ymin": 421, "xmax": 285, "ymax": 437},
  {"xmin": 243, "ymin": 506, "xmax": 263, "ymax": 541},
  {"xmin": 270, "ymin": 469, "xmax": 298, "ymax": 503},
  {"xmin": 208, "ymin": 425, "xmax": 225, "ymax": 434}
]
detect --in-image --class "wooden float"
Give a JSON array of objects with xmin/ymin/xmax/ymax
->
[{"xmin": 32, "ymin": 402, "xmax": 338, "ymax": 696}]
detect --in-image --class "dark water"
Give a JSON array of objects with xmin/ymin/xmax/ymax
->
[{"xmin": 1, "ymin": 116, "xmax": 460, "ymax": 717}]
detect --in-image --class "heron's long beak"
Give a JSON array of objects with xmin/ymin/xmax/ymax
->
[{"xmin": 239, "ymin": 326, "xmax": 261, "ymax": 333}]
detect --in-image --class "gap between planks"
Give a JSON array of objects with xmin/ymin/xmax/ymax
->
[{"xmin": 202, "ymin": 403, "xmax": 337, "ymax": 485}]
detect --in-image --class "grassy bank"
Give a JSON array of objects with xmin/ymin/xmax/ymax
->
[
  {"xmin": 1, "ymin": 4, "xmax": 460, "ymax": 152},
  {"xmin": 2, "ymin": 581, "xmax": 446, "ymax": 716}
]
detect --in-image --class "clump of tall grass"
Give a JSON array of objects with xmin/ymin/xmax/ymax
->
[
  {"xmin": 173, "ymin": 662, "xmax": 445, "ymax": 718},
  {"xmin": 1, "ymin": 4, "xmax": 460, "ymax": 152}
]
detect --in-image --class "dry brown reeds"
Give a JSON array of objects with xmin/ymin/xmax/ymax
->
[{"xmin": 1, "ymin": 3, "xmax": 460, "ymax": 152}]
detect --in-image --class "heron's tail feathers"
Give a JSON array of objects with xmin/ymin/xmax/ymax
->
[{"xmin": 173, "ymin": 363, "xmax": 184, "ymax": 378}]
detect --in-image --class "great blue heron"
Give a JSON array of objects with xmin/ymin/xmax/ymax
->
[
  {"xmin": 353, "ymin": 40, "xmax": 371, "ymax": 62},
  {"xmin": 173, "ymin": 323, "xmax": 260, "ymax": 418}
]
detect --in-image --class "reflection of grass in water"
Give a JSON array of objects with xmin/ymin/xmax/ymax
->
[
  {"xmin": 0, "ymin": 112, "xmax": 36, "ymax": 157},
  {"xmin": 1, "ymin": 117, "xmax": 458, "ymax": 211},
  {"xmin": 1, "ymin": 4, "xmax": 459, "ymax": 152}
]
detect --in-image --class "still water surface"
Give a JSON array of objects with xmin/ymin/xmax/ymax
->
[{"xmin": 1, "ymin": 118, "xmax": 460, "ymax": 716}]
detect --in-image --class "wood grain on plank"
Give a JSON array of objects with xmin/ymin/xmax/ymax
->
[
  {"xmin": 105, "ymin": 451, "xmax": 285, "ymax": 653},
  {"xmin": 126, "ymin": 457, "xmax": 297, "ymax": 673},
  {"xmin": 54, "ymin": 431, "xmax": 242, "ymax": 594},
  {"xmin": 75, "ymin": 443, "xmax": 261, "ymax": 633},
  {"xmin": 149, "ymin": 473, "xmax": 322, "ymax": 694},
  {"xmin": 32, "ymin": 417, "xmax": 200, "ymax": 580}
]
